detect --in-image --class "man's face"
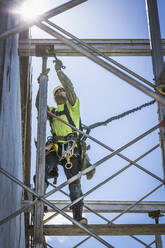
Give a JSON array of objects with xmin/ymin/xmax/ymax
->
[{"xmin": 54, "ymin": 88, "xmax": 67, "ymax": 104}]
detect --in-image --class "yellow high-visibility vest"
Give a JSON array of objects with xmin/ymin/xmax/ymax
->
[{"xmin": 48, "ymin": 97, "xmax": 80, "ymax": 139}]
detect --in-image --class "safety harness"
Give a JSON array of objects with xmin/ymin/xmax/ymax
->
[
  {"xmin": 46, "ymin": 96, "xmax": 95, "ymax": 180},
  {"xmin": 46, "ymin": 103, "xmax": 81, "ymax": 170}
]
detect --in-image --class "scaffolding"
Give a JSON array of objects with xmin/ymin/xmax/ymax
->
[{"xmin": 0, "ymin": 0, "xmax": 165, "ymax": 247}]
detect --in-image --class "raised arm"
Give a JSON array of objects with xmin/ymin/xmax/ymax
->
[{"xmin": 55, "ymin": 60, "xmax": 77, "ymax": 106}]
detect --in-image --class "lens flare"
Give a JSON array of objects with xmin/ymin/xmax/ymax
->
[{"xmin": 15, "ymin": 0, "xmax": 45, "ymax": 21}]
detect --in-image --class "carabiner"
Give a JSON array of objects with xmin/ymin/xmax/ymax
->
[{"xmin": 65, "ymin": 162, "xmax": 72, "ymax": 170}]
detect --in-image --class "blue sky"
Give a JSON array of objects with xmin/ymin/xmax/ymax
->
[{"xmin": 27, "ymin": 0, "xmax": 165, "ymax": 247}]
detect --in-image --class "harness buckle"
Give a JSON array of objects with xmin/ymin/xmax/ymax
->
[
  {"xmin": 65, "ymin": 162, "xmax": 73, "ymax": 170},
  {"xmin": 61, "ymin": 140, "xmax": 75, "ymax": 158},
  {"xmin": 61, "ymin": 140, "xmax": 76, "ymax": 169}
]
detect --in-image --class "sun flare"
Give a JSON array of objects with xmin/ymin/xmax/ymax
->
[{"xmin": 15, "ymin": 0, "xmax": 46, "ymax": 21}]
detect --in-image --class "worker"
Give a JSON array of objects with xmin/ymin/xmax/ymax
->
[{"xmin": 36, "ymin": 59, "xmax": 95, "ymax": 225}]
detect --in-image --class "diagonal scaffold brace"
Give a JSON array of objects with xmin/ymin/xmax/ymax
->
[
  {"xmin": 37, "ymin": 21, "xmax": 165, "ymax": 106},
  {"xmin": 0, "ymin": 120, "xmax": 164, "ymax": 246}
]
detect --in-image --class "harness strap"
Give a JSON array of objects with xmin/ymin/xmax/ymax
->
[
  {"xmin": 45, "ymin": 143, "xmax": 58, "ymax": 155},
  {"xmin": 54, "ymin": 109, "xmax": 65, "ymax": 116},
  {"xmin": 48, "ymin": 104, "xmax": 76, "ymax": 128},
  {"xmin": 53, "ymin": 133, "xmax": 78, "ymax": 142},
  {"xmin": 47, "ymin": 104, "xmax": 82, "ymax": 164},
  {"xmin": 48, "ymin": 103, "xmax": 79, "ymax": 138},
  {"xmin": 64, "ymin": 103, "xmax": 76, "ymax": 129}
]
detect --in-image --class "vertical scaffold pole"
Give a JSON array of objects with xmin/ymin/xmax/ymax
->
[
  {"xmin": 155, "ymin": 216, "xmax": 163, "ymax": 248},
  {"xmin": 34, "ymin": 56, "xmax": 48, "ymax": 247},
  {"xmin": 146, "ymin": 1, "xmax": 164, "ymax": 247},
  {"xmin": 146, "ymin": 0, "xmax": 165, "ymax": 179},
  {"xmin": 148, "ymin": 211, "xmax": 163, "ymax": 248}
]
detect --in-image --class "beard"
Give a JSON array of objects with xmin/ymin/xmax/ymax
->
[{"xmin": 55, "ymin": 94, "xmax": 67, "ymax": 104}]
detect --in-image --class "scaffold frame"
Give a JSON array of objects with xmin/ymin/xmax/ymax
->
[{"xmin": 0, "ymin": 0, "xmax": 165, "ymax": 247}]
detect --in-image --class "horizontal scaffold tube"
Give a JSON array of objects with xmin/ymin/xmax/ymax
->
[
  {"xmin": 37, "ymin": 22, "xmax": 165, "ymax": 105},
  {"xmin": 29, "ymin": 224, "xmax": 165, "ymax": 236},
  {"xmin": 46, "ymin": 20, "xmax": 155, "ymax": 90}
]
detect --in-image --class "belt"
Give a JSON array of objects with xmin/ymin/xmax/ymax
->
[{"xmin": 53, "ymin": 133, "xmax": 79, "ymax": 142}]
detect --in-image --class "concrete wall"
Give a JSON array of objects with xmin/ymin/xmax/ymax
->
[{"xmin": 0, "ymin": 1, "xmax": 25, "ymax": 248}]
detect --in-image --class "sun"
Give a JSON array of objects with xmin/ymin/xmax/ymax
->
[{"xmin": 15, "ymin": 0, "xmax": 46, "ymax": 21}]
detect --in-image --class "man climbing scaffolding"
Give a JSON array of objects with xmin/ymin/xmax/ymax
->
[{"xmin": 35, "ymin": 59, "xmax": 95, "ymax": 225}]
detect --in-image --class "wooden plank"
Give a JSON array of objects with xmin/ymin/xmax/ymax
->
[
  {"xmin": 29, "ymin": 224, "xmax": 165, "ymax": 236},
  {"xmin": 22, "ymin": 200, "xmax": 165, "ymax": 213},
  {"xmin": 18, "ymin": 38, "xmax": 165, "ymax": 57},
  {"xmin": 34, "ymin": 58, "xmax": 48, "ymax": 246}
]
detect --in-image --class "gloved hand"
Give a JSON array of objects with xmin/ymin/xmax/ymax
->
[{"xmin": 53, "ymin": 59, "xmax": 64, "ymax": 71}]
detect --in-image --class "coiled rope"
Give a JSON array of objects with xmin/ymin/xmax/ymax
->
[{"xmin": 83, "ymin": 99, "xmax": 156, "ymax": 139}]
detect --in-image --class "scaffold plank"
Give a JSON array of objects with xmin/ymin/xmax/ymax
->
[
  {"xmin": 18, "ymin": 39, "xmax": 165, "ymax": 57},
  {"xmin": 22, "ymin": 200, "xmax": 165, "ymax": 213},
  {"xmin": 29, "ymin": 224, "xmax": 165, "ymax": 236}
]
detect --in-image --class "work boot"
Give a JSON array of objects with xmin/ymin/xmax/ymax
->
[{"xmin": 72, "ymin": 206, "xmax": 88, "ymax": 225}]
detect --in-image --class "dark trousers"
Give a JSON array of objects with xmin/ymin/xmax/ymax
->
[{"xmin": 45, "ymin": 151, "xmax": 83, "ymax": 208}]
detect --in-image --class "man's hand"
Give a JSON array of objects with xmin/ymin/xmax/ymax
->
[{"xmin": 53, "ymin": 59, "xmax": 65, "ymax": 71}]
